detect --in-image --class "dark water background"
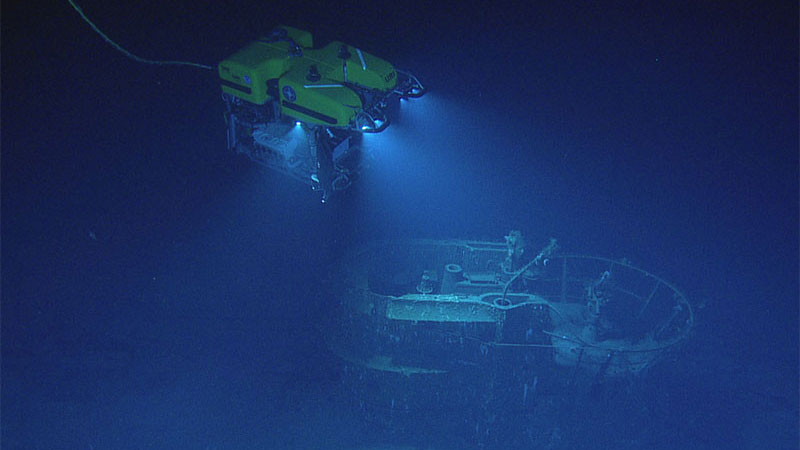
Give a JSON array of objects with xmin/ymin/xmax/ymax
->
[{"xmin": 2, "ymin": 1, "xmax": 797, "ymax": 448}]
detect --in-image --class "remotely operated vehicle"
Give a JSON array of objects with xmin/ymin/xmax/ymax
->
[
  {"xmin": 68, "ymin": 1, "xmax": 425, "ymax": 202},
  {"xmin": 218, "ymin": 26, "xmax": 426, "ymax": 202}
]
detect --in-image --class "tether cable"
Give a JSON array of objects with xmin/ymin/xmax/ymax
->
[{"xmin": 67, "ymin": 0, "xmax": 214, "ymax": 70}]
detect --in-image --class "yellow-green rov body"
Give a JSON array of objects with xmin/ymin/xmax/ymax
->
[{"xmin": 219, "ymin": 26, "xmax": 425, "ymax": 201}]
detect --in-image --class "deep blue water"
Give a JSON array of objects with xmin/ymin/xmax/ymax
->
[{"xmin": 2, "ymin": 1, "xmax": 798, "ymax": 449}]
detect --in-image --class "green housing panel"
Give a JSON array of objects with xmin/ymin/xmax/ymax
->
[
  {"xmin": 219, "ymin": 26, "xmax": 399, "ymax": 128},
  {"xmin": 218, "ymin": 40, "xmax": 288, "ymax": 104},
  {"xmin": 218, "ymin": 26, "xmax": 312, "ymax": 104},
  {"xmin": 342, "ymin": 48, "xmax": 398, "ymax": 91},
  {"xmin": 279, "ymin": 64, "xmax": 363, "ymax": 126},
  {"xmin": 304, "ymin": 41, "xmax": 398, "ymax": 91}
]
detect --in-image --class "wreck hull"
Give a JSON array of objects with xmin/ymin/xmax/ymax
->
[{"xmin": 326, "ymin": 238, "xmax": 693, "ymax": 379}]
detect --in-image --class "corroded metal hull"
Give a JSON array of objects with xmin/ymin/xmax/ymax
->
[
  {"xmin": 323, "ymin": 236, "xmax": 695, "ymax": 445},
  {"xmin": 326, "ymin": 237, "xmax": 693, "ymax": 378}
]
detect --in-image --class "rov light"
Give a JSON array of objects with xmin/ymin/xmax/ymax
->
[{"xmin": 295, "ymin": 121, "xmax": 302, "ymax": 126}]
